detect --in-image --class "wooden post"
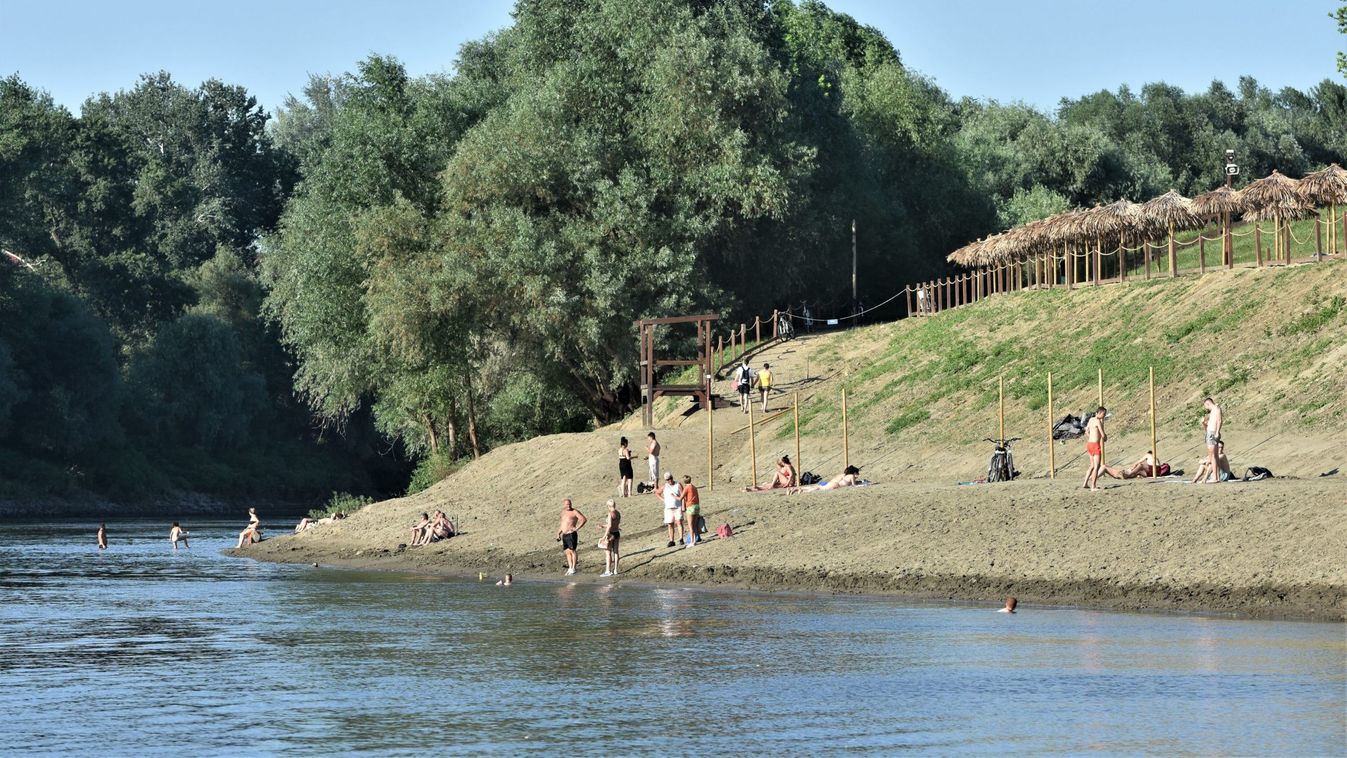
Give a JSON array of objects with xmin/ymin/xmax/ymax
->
[
  {"xmin": 1168, "ymin": 222, "xmax": 1177, "ymax": 277},
  {"xmin": 1149, "ymin": 366, "xmax": 1157, "ymax": 480},
  {"xmin": 772, "ymin": 310, "xmax": 778, "ymax": 339},
  {"xmin": 740, "ymin": 323, "xmax": 746, "ymax": 349},
  {"xmin": 707, "ymin": 387, "xmax": 714, "ymax": 491},
  {"xmin": 1315, "ymin": 214, "xmax": 1323, "ymax": 260},
  {"xmin": 1067, "ymin": 245, "xmax": 1075, "ymax": 290},
  {"xmin": 905, "ymin": 285, "xmax": 913, "ymax": 317},
  {"xmin": 1047, "ymin": 371, "xmax": 1055, "ymax": 479},
  {"xmin": 793, "ymin": 391, "xmax": 801, "ymax": 477},
  {"xmin": 717, "ymin": 335, "xmax": 724, "ymax": 372},
  {"xmin": 998, "ymin": 375, "xmax": 1005, "ymax": 443},
  {"xmin": 1145, "ymin": 240, "xmax": 1152, "ymax": 280},
  {"xmin": 748, "ymin": 394, "xmax": 757, "ymax": 488},
  {"xmin": 1093, "ymin": 239, "xmax": 1101, "ymax": 286},
  {"xmin": 1119, "ymin": 235, "xmax": 1127, "ymax": 282},
  {"xmin": 754, "ymin": 316, "xmax": 760, "ymax": 344},
  {"xmin": 1255, "ymin": 223, "xmax": 1262, "ymax": 267},
  {"xmin": 1097, "ymin": 367, "xmax": 1105, "ymax": 467},
  {"xmin": 1199, "ymin": 234, "xmax": 1206, "ymax": 274},
  {"xmin": 841, "ymin": 387, "xmax": 849, "ymax": 470}
]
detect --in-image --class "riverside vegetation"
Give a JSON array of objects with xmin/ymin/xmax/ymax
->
[{"xmin": 3, "ymin": 0, "xmax": 1345, "ymax": 508}]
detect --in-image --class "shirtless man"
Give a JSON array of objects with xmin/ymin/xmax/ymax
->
[
  {"xmin": 169, "ymin": 522, "xmax": 189, "ymax": 550},
  {"xmin": 556, "ymin": 498, "xmax": 587, "ymax": 576},
  {"xmin": 97, "ymin": 523, "xmax": 107, "ymax": 550},
  {"xmin": 1082, "ymin": 406, "xmax": 1108, "ymax": 491},
  {"xmin": 646, "ymin": 432, "xmax": 661, "ymax": 487},
  {"xmin": 1202, "ymin": 398, "xmax": 1223, "ymax": 484}
]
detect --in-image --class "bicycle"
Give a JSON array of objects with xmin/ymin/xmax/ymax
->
[
  {"xmin": 985, "ymin": 437, "xmax": 1021, "ymax": 482},
  {"xmin": 777, "ymin": 314, "xmax": 795, "ymax": 340}
]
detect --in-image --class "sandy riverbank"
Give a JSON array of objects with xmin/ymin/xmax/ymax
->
[{"xmin": 236, "ymin": 471, "xmax": 1346, "ymax": 621}]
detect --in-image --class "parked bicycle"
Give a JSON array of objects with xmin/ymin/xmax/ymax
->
[
  {"xmin": 778, "ymin": 313, "xmax": 795, "ymax": 340},
  {"xmin": 985, "ymin": 437, "xmax": 1021, "ymax": 482}
]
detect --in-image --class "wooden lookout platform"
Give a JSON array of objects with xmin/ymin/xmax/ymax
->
[{"xmin": 635, "ymin": 314, "xmax": 718, "ymax": 427}]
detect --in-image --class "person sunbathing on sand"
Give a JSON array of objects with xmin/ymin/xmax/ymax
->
[
  {"xmin": 744, "ymin": 455, "xmax": 797, "ymax": 492},
  {"xmin": 1104, "ymin": 451, "xmax": 1168, "ymax": 480},
  {"xmin": 427, "ymin": 511, "xmax": 454, "ymax": 543},
  {"xmin": 1190, "ymin": 441, "xmax": 1232, "ymax": 484},
  {"xmin": 409, "ymin": 513, "xmax": 431, "ymax": 546},
  {"xmin": 791, "ymin": 465, "xmax": 862, "ymax": 493}
]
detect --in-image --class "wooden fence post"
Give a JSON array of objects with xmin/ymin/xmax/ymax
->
[
  {"xmin": 1316, "ymin": 215, "xmax": 1323, "ymax": 260},
  {"xmin": 1149, "ymin": 366, "xmax": 1157, "ymax": 479},
  {"xmin": 772, "ymin": 309, "xmax": 779, "ymax": 339},
  {"xmin": 1255, "ymin": 223, "xmax": 1262, "ymax": 267},
  {"xmin": 1093, "ymin": 241, "xmax": 1101, "ymax": 286},
  {"xmin": 707, "ymin": 389, "xmax": 713, "ymax": 491},
  {"xmin": 905, "ymin": 285, "xmax": 913, "ymax": 317},
  {"xmin": 717, "ymin": 335, "xmax": 724, "ymax": 372},
  {"xmin": 1199, "ymin": 235, "xmax": 1206, "ymax": 274},
  {"xmin": 1145, "ymin": 241, "xmax": 1152, "ymax": 280},
  {"xmin": 1120, "ymin": 238, "xmax": 1127, "ymax": 282},
  {"xmin": 748, "ymin": 395, "xmax": 757, "ymax": 488},
  {"xmin": 998, "ymin": 374, "xmax": 1005, "ymax": 443},
  {"xmin": 754, "ymin": 316, "xmax": 760, "ymax": 344},
  {"xmin": 841, "ymin": 387, "xmax": 849, "ymax": 470},
  {"xmin": 1047, "ymin": 371, "xmax": 1055, "ymax": 479},
  {"xmin": 740, "ymin": 323, "xmax": 746, "ymax": 349},
  {"xmin": 1168, "ymin": 222, "xmax": 1177, "ymax": 277},
  {"xmin": 793, "ymin": 392, "xmax": 801, "ymax": 478},
  {"xmin": 1097, "ymin": 368, "xmax": 1105, "ymax": 467}
]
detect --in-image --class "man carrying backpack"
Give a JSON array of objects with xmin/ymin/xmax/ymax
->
[{"xmin": 735, "ymin": 360, "xmax": 753, "ymax": 413}]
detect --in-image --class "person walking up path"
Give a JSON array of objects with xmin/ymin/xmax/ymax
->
[
  {"xmin": 757, "ymin": 363, "xmax": 774, "ymax": 413},
  {"xmin": 646, "ymin": 432, "xmax": 661, "ymax": 488},
  {"xmin": 735, "ymin": 360, "xmax": 753, "ymax": 413},
  {"xmin": 556, "ymin": 498, "xmax": 587, "ymax": 576}
]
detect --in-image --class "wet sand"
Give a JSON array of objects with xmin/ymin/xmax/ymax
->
[{"xmin": 237, "ymin": 470, "xmax": 1346, "ymax": 621}]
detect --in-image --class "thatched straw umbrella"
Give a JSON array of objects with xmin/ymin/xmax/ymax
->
[
  {"xmin": 946, "ymin": 237, "xmax": 987, "ymax": 267},
  {"xmin": 1240, "ymin": 171, "xmax": 1303, "ymax": 265},
  {"xmin": 1138, "ymin": 190, "xmax": 1204, "ymax": 277},
  {"xmin": 1295, "ymin": 163, "xmax": 1347, "ymax": 256},
  {"xmin": 1192, "ymin": 186, "xmax": 1246, "ymax": 268}
]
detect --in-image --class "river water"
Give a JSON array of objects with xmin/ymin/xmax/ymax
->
[{"xmin": 1, "ymin": 519, "xmax": 1343, "ymax": 756}]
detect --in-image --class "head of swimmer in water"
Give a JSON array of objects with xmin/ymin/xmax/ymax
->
[{"xmin": 1004, "ymin": 597, "xmax": 1017, "ymax": 611}]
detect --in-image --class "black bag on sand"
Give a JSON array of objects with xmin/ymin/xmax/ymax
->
[{"xmin": 1243, "ymin": 466, "xmax": 1274, "ymax": 481}]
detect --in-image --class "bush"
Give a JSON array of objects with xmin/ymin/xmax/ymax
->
[
  {"xmin": 406, "ymin": 450, "xmax": 460, "ymax": 495},
  {"xmin": 307, "ymin": 491, "xmax": 374, "ymax": 520}
]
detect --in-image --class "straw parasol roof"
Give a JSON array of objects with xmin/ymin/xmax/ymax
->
[
  {"xmin": 1192, "ymin": 186, "xmax": 1246, "ymax": 218},
  {"xmin": 1138, "ymin": 190, "xmax": 1204, "ymax": 234},
  {"xmin": 1295, "ymin": 163, "xmax": 1347, "ymax": 206},
  {"xmin": 1241, "ymin": 199, "xmax": 1318, "ymax": 223},
  {"xmin": 1240, "ymin": 170, "xmax": 1301, "ymax": 212},
  {"xmin": 947, "ymin": 236, "xmax": 988, "ymax": 265}
]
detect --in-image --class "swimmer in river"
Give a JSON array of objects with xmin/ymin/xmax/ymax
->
[
  {"xmin": 169, "ymin": 522, "xmax": 189, "ymax": 550},
  {"xmin": 998, "ymin": 597, "xmax": 1017, "ymax": 614},
  {"xmin": 97, "ymin": 523, "xmax": 107, "ymax": 550},
  {"xmin": 496, "ymin": 573, "xmax": 513, "ymax": 586}
]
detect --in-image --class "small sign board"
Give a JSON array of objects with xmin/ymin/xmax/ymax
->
[
  {"xmin": 1225, "ymin": 164, "xmax": 1239, "ymax": 176},
  {"xmin": 826, "ymin": 318, "xmax": 839, "ymax": 326}
]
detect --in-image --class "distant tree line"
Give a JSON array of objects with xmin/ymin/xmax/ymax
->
[{"xmin": 2, "ymin": 0, "xmax": 1343, "ymax": 497}]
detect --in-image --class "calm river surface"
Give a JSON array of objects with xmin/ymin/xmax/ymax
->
[{"xmin": 1, "ymin": 519, "xmax": 1343, "ymax": 756}]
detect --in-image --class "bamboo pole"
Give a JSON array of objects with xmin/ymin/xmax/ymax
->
[
  {"xmin": 1119, "ymin": 234, "xmax": 1127, "ymax": 282},
  {"xmin": 841, "ymin": 387, "xmax": 849, "ymax": 470},
  {"xmin": 748, "ymin": 395, "xmax": 757, "ymax": 488},
  {"xmin": 1097, "ymin": 368, "xmax": 1105, "ymax": 467},
  {"xmin": 1255, "ymin": 223, "xmax": 1262, "ymax": 267},
  {"xmin": 1149, "ymin": 366, "xmax": 1157, "ymax": 480},
  {"xmin": 1066, "ymin": 243, "xmax": 1074, "ymax": 290},
  {"xmin": 1199, "ymin": 234, "xmax": 1206, "ymax": 274},
  {"xmin": 1047, "ymin": 371, "xmax": 1055, "ymax": 479},
  {"xmin": 998, "ymin": 375, "xmax": 1005, "ymax": 442},
  {"xmin": 1093, "ymin": 238, "xmax": 1101, "ymax": 286},
  {"xmin": 793, "ymin": 391, "xmax": 801, "ymax": 477},
  {"xmin": 707, "ymin": 388, "xmax": 713, "ymax": 491},
  {"xmin": 1316, "ymin": 213, "xmax": 1323, "ymax": 260}
]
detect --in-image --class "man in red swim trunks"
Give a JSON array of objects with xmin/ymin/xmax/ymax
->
[{"xmin": 1081, "ymin": 406, "xmax": 1108, "ymax": 491}]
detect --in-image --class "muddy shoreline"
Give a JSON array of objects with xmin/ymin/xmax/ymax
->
[{"xmin": 236, "ymin": 475, "xmax": 1347, "ymax": 622}]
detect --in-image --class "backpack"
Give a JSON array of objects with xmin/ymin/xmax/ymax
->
[
  {"xmin": 1156, "ymin": 462, "xmax": 1171, "ymax": 477},
  {"xmin": 799, "ymin": 471, "xmax": 820, "ymax": 485},
  {"xmin": 1244, "ymin": 466, "xmax": 1273, "ymax": 481},
  {"xmin": 716, "ymin": 523, "xmax": 734, "ymax": 539}
]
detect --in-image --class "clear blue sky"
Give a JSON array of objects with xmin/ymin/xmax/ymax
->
[{"xmin": 2, "ymin": 0, "xmax": 1341, "ymax": 116}]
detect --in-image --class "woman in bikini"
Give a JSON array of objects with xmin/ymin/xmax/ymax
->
[
  {"xmin": 236, "ymin": 508, "xmax": 262, "ymax": 548},
  {"xmin": 617, "ymin": 437, "xmax": 634, "ymax": 497},
  {"xmin": 600, "ymin": 500, "xmax": 621, "ymax": 577},
  {"xmin": 791, "ymin": 465, "xmax": 861, "ymax": 493},
  {"xmin": 744, "ymin": 455, "xmax": 798, "ymax": 492}
]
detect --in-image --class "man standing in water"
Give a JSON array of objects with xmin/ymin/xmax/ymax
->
[
  {"xmin": 1202, "ymin": 397, "xmax": 1223, "ymax": 484},
  {"xmin": 556, "ymin": 498, "xmax": 587, "ymax": 576},
  {"xmin": 97, "ymin": 523, "xmax": 107, "ymax": 550},
  {"xmin": 170, "ymin": 522, "xmax": 189, "ymax": 550}
]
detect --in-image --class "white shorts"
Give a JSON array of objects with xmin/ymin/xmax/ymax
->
[
  {"xmin": 648, "ymin": 456, "xmax": 659, "ymax": 480},
  {"xmin": 663, "ymin": 507, "xmax": 682, "ymax": 525}
]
